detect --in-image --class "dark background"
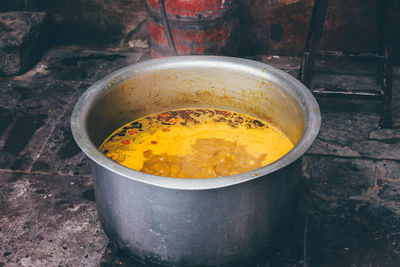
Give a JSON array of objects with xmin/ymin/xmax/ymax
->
[{"xmin": 1, "ymin": 0, "xmax": 399, "ymax": 60}]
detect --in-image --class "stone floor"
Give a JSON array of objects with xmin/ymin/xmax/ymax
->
[{"xmin": 0, "ymin": 47, "xmax": 399, "ymax": 267}]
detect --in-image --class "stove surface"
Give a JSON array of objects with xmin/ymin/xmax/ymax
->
[{"xmin": 1, "ymin": 48, "xmax": 399, "ymax": 266}]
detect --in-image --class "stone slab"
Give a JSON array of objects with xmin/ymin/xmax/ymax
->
[
  {"xmin": 0, "ymin": 79, "xmax": 81, "ymax": 172},
  {"xmin": 31, "ymin": 82, "xmax": 93, "ymax": 177},
  {"xmin": 0, "ymin": 12, "xmax": 48, "ymax": 76},
  {"xmin": 318, "ymin": 110, "xmax": 380, "ymax": 145},
  {"xmin": 303, "ymin": 155, "xmax": 400, "ymax": 214},
  {"xmin": 307, "ymin": 137, "xmax": 362, "ymax": 157},
  {"xmin": 369, "ymin": 128, "xmax": 400, "ymax": 141},
  {"xmin": 306, "ymin": 103, "xmax": 400, "ymax": 161},
  {"xmin": 300, "ymin": 155, "xmax": 400, "ymax": 266},
  {"xmin": 351, "ymin": 140, "xmax": 400, "ymax": 161},
  {"xmin": 0, "ymin": 171, "xmax": 107, "ymax": 267},
  {"xmin": 303, "ymin": 196, "xmax": 400, "ymax": 267},
  {"xmin": 16, "ymin": 48, "xmax": 147, "ymax": 82},
  {"xmin": 303, "ymin": 156, "xmax": 377, "ymax": 199}
]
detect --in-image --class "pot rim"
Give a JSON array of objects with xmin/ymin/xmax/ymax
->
[{"xmin": 71, "ymin": 56, "xmax": 321, "ymax": 190}]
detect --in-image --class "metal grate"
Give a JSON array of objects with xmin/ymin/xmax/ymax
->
[{"xmin": 299, "ymin": 0, "xmax": 393, "ymax": 128}]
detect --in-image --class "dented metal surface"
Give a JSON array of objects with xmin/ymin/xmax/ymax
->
[{"xmin": 71, "ymin": 56, "xmax": 321, "ymax": 266}]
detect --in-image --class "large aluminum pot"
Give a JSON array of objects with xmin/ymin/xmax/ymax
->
[{"xmin": 71, "ymin": 56, "xmax": 320, "ymax": 266}]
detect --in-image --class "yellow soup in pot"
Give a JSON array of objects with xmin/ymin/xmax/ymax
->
[{"xmin": 99, "ymin": 108, "xmax": 294, "ymax": 178}]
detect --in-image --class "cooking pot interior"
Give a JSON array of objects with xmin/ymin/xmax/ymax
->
[{"xmin": 86, "ymin": 63, "xmax": 305, "ymax": 149}]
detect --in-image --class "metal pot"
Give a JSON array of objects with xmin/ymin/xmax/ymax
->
[{"xmin": 71, "ymin": 56, "xmax": 320, "ymax": 266}]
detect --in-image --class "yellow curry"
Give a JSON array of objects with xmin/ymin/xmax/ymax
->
[{"xmin": 99, "ymin": 108, "xmax": 294, "ymax": 178}]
